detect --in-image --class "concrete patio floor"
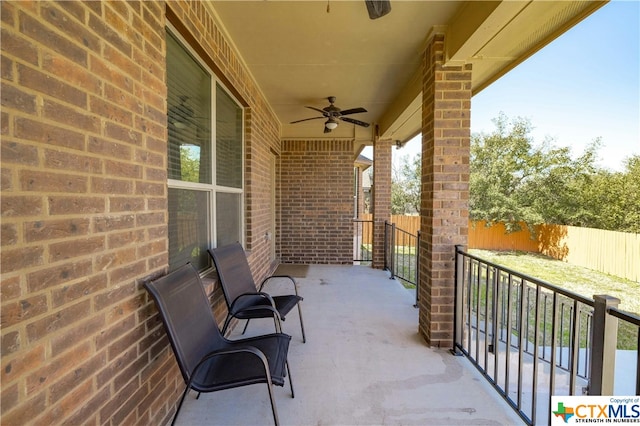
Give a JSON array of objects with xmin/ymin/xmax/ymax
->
[{"xmin": 177, "ymin": 264, "xmax": 524, "ymax": 426}]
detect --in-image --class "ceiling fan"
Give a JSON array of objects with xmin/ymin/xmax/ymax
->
[
  {"xmin": 325, "ymin": 0, "xmax": 391, "ymax": 19},
  {"xmin": 290, "ymin": 96, "xmax": 370, "ymax": 133}
]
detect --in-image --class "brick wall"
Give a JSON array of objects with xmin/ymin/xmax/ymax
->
[
  {"xmin": 1, "ymin": 1, "xmax": 281, "ymax": 424},
  {"xmin": 280, "ymin": 139, "xmax": 354, "ymax": 264},
  {"xmin": 419, "ymin": 33, "xmax": 471, "ymax": 347},
  {"xmin": 372, "ymin": 138, "xmax": 392, "ymax": 268},
  {"xmin": 244, "ymin": 107, "xmax": 282, "ymax": 279}
]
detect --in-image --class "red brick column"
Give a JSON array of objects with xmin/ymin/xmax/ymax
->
[
  {"xmin": 372, "ymin": 138, "xmax": 392, "ymax": 269},
  {"xmin": 418, "ymin": 34, "xmax": 471, "ymax": 347}
]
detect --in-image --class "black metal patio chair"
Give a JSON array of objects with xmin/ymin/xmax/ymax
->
[
  {"xmin": 208, "ymin": 242, "xmax": 306, "ymax": 343},
  {"xmin": 144, "ymin": 263, "xmax": 294, "ymax": 426}
]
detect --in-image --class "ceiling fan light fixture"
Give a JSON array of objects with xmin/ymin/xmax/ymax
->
[
  {"xmin": 325, "ymin": 120, "xmax": 339, "ymax": 130},
  {"xmin": 172, "ymin": 120, "xmax": 189, "ymax": 130}
]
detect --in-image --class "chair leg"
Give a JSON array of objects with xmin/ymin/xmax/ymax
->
[
  {"xmin": 286, "ymin": 360, "xmax": 295, "ymax": 398},
  {"xmin": 297, "ymin": 302, "xmax": 306, "ymax": 343},
  {"xmin": 242, "ymin": 318, "xmax": 251, "ymax": 334},
  {"xmin": 171, "ymin": 385, "xmax": 191, "ymax": 426},
  {"xmin": 266, "ymin": 382, "xmax": 280, "ymax": 426}
]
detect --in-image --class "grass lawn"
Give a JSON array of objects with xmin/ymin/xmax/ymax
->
[
  {"xmin": 469, "ymin": 249, "xmax": 639, "ymax": 315},
  {"xmin": 469, "ymin": 249, "xmax": 639, "ymax": 350}
]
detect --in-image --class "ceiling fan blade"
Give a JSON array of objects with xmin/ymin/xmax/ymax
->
[
  {"xmin": 290, "ymin": 116, "xmax": 324, "ymax": 124},
  {"xmin": 323, "ymin": 126, "xmax": 332, "ymax": 134},
  {"xmin": 339, "ymin": 107, "xmax": 367, "ymax": 116},
  {"xmin": 365, "ymin": 0, "xmax": 391, "ymax": 20},
  {"xmin": 305, "ymin": 106, "xmax": 329, "ymax": 115},
  {"xmin": 340, "ymin": 117, "xmax": 370, "ymax": 127}
]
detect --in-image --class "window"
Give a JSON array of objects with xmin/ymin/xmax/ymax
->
[{"xmin": 166, "ymin": 30, "xmax": 244, "ymax": 272}]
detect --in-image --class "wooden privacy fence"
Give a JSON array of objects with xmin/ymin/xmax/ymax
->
[
  {"xmin": 359, "ymin": 214, "xmax": 639, "ymax": 282},
  {"xmin": 541, "ymin": 225, "xmax": 640, "ymax": 283},
  {"xmin": 360, "ymin": 214, "xmax": 418, "ymax": 243}
]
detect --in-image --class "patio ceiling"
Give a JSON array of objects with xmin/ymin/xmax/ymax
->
[{"xmin": 208, "ymin": 1, "xmax": 604, "ymax": 154}]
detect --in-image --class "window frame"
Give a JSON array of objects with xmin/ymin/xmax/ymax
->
[{"xmin": 166, "ymin": 26, "xmax": 245, "ymax": 273}]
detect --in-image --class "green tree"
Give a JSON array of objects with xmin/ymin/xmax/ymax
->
[
  {"xmin": 386, "ymin": 114, "xmax": 637, "ymax": 233},
  {"xmin": 470, "ymin": 113, "xmax": 601, "ymax": 232},
  {"xmin": 582, "ymin": 155, "xmax": 640, "ymax": 233},
  {"xmin": 621, "ymin": 155, "xmax": 640, "ymax": 233},
  {"xmin": 180, "ymin": 145, "xmax": 201, "ymax": 182},
  {"xmin": 391, "ymin": 153, "xmax": 421, "ymax": 214},
  {"xmin": 521, "ymin": 138, "xmax": 601, "ymax": 227}
]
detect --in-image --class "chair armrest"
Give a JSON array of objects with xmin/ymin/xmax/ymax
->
[
  {"xmin": 259, "ymin": 275, "xmax": 299, "ymax": 296},
  {"xmin": 231, "ymin": 292, "xmax": 278, "ymax": 311},
  {"xmin": 187, "ymin": 345, "xmax": 273, "ymax": 388},
  {"xmin": 229, "ymin": 292, "xmax": 282, "ymax": 322}
]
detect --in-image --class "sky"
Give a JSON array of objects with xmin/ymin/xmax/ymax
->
[{"xmin": 393, "ymin": 0, "xmax": 640, "ymax": 172}]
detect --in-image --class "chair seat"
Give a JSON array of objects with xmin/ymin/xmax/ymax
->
[
  {"xmin": 232, "ymin": 295, "xmax": 303, "ymax": 321},
  {"xmin": 191, "ymin": 333, "xmax": 291, "ymax": 392}
]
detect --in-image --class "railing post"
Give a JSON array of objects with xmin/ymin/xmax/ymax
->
[
  {"xmin": 588, "ymin": 294, "xmax": 620, "ymax": 395},
  {"xmin": 389, "ymin": 222, "xmax": 396, "ymax": 280},
  {"xmin": 489, "ymin": 266, "xmax": 498, "ymax": 353},
  {"xmin": 451, "ymin": 245, "xmax": 464, "ymax": 356},
  {"xmin": 414, "ymin": 230, "xmax": 421, "ymax": 308},
  {"xmin": 383, "ymin": 221, "xmax": 389, "ymax": 270}
]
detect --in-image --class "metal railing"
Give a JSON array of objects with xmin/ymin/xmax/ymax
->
[
  {"xmin": 453, "ymin": 246, "xmax": 640, "ymax": 425},
  {"xmin": 352, "ymin": 219, "xmax": 420, "ymax": 304},
  {"xmin": 353, "ymin": 219, "xmax": 373, "ymax": 263},
  {"xmin": 384, "ymin": 221, "xmax": 420, "ymax": 289}
]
